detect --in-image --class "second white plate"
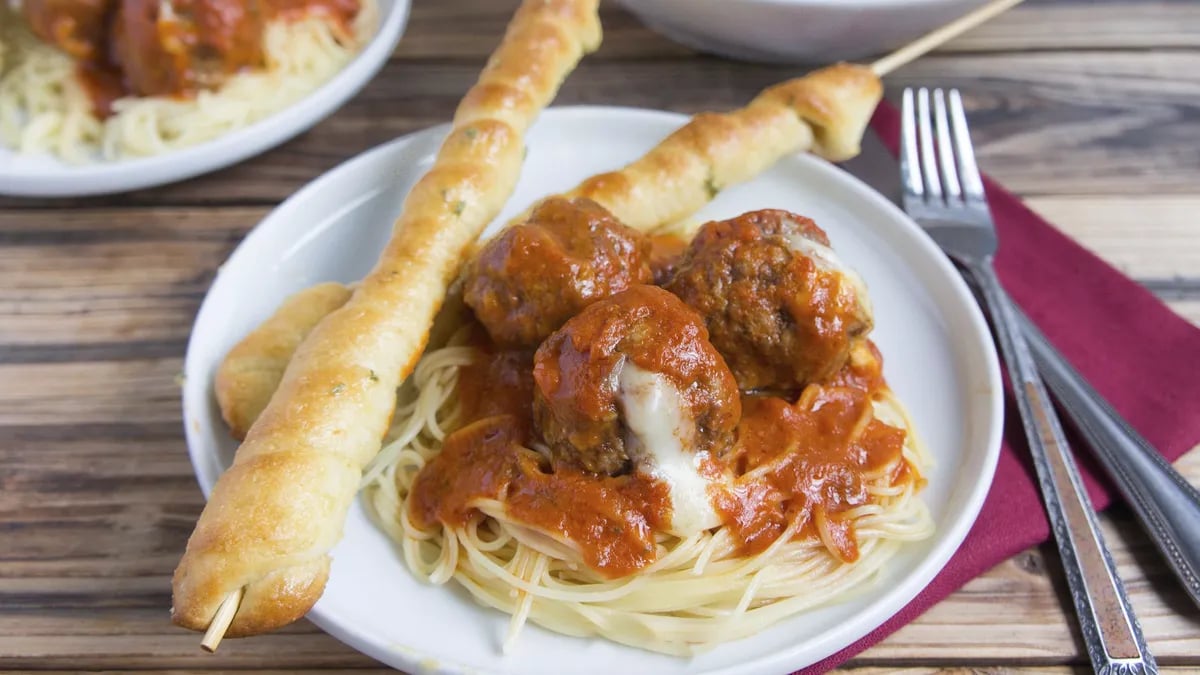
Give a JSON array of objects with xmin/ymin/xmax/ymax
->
[
  {"xmin": 0, "ymin": 0, "xmax": 410, "ymax": 198},
  {"xmin": 182, "ymin": 106, "xmax": 1003, "ymax": 675}
]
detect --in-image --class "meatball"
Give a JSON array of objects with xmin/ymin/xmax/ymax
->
[
  {"xmin": 665, "ymin": 209, "xmax": 872, "ymax": 391},
  {"xmin": 463, "ymin": 197, "xmax": 653, "ymax": 350},
  {"xmin": 532, "ymin": 285, "xmax": 740, "ymax": 476},
  {"xmin": 110, "ymin": 0, "xmax": 267, "ymax": 96},
  {"xmin": 21, "ymin": 0, "xmax": 116, "ymax": 60}
]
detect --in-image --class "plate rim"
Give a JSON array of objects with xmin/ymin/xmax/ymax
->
[
  {"xmin": 0, "ymin": 0, "xmax": 412, "ymax": 198},
  {"xmin": 182, "ymin": 104, "xmax": 1004, "ymax": 674}
]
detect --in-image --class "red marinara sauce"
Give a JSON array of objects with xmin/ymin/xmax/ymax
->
[
  {"xmin": 646, "ymin": 232, "xmax": 688, "ymax": 285},
  {"xmin": 711, "ymin": 341, "xmax": 916, "ymax": 563},
  {"xmin": 408, "ymin": 348, "xmax": 673, "ymax": 579}
]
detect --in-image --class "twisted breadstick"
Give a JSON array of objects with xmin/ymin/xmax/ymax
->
[
  {"xmin": 562, "ymin": 63, "xmax": 881, "ymax": 231},
  {"xmin": 216, "ymin": 283, "xmax": 352, "ymax": 440},
  {"xmin": 172, "ymin": 0, "xmax": 602, "ymax": 640}
]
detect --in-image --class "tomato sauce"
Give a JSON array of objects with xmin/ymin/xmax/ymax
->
[
  {"xmin": 647, "ymin": 232, "xmax": 687, "ymax": 285},
  {"xmin": 714, "ymin": 386, "xmax": 908, "ymax": 563},
  {"xmin": 410, "ymin": 322, "xmax": 913, "ymax": 576},
  {"xmin": 409, "ymin": 415, "xmax": 671, "ymax": 578},
  {"xmin": 76, "ymin": 62, "xmax": 125, "ymax": 118},
  {"xmin": 456, "ymin": 348, "xmax": 536, "ymax": 425}
]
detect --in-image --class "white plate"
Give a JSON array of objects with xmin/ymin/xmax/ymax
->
[
  {"xmin": 0, "ymin": 0, "xmax": 410, "ymax": 198},
  {"xmin": 183, "ymin": 107, "xmax": 1003, "ymax": 675}
]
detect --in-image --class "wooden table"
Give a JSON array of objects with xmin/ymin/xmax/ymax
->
[{"xmin": 3, "ymin": 0, "xmax": 1199, "ymax": 672}]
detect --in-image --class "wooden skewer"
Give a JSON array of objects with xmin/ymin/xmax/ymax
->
[
  {"xmin": 200, "ymin": 586, "xmax": 244, "ymax": 653},
  {"xmin": 194, "ymin": 0, "xmax": 1023, "ymax": 656},
  {"xmin": 871, "ymin": 0, "xmax": 1026, "ymax": 76}
]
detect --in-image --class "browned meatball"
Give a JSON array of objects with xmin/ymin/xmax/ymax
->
[
  {"xmin": 532, "ymin": 285, "xmax": 741, "ymax": 476},
  {"xmin": 110, "ymin": 0, "xmax": 267, "ymax": 97},
  {"xmin": 22, "ymin": 0, "xmax": 116, "ymax": 60},
  {"xmin": 463, "ymin": 197, "xmax": 653, "ymax": 350},
  {"xmin": 665, "ymin": 209, "xmax": 872, "ymax": 391}
]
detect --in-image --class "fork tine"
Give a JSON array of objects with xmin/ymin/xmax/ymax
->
[
  {"xmin": 900, "ymin": 88, "xmax": 923, "ymax": 199},
  {"xmin": 916, "ymin": 88, "xmax": 943, "ymax": 201},
  {"xmin": 933, "ymin": 89, "xmax": 962, "ymax": 200},
  {"xmin": 948, "ymin": 90, "xmax": 986, "ymax": 202}
]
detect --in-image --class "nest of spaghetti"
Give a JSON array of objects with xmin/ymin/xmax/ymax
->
[
  {"xmin": 0, "ymin": 0, "xmax": 377, "ymax": 162},
  {"xmin": 360, "ymin": 198, "xmax": 934, "ymax": 656}
]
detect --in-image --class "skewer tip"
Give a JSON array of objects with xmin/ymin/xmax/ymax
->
[{"xmin": 200, "ymin": 587, "xmax": 244, "ymax": 653}]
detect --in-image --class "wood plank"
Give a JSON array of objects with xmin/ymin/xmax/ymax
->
[
  {"xmin": 393, "ymin": 0, "xmax": 690, "ymax": 60},
  {"xmin": 0, "ymin": 208, "xmax": 254, "ymax": 349},
  {"xmin": 1166, "ymin": 300, "xmax": 1200, "ymax": 326},
  {"xmin": 1023, "ymin": 196, "xmax": 1200, "ymax": 281},
  {"xmin": 0, "ymin": 359, "xmax": 183, "ymax": 425},
  {"xmin": 926, "ymin": 2, "xmax": 1200, "ymax": 52},
  {"xmin": 883, "ymin": 52, "xmax": 1200, "ymax": 197},
  {"xmin": 1, "ymin": 50, "xmax": 1196, "ymax": 209},
  {"xmin": 0, "ymin": 634, "xmax": 378, "ymax": 671}
]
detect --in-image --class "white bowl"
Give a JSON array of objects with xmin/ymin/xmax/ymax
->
[{"xmin": 617, "ymin": 0, "xmax": 990, "ymax": 64}]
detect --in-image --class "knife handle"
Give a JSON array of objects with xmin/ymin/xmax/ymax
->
[{"xmin": 1015, "ymin": 306, "xmax": 1200, "ymax": 610}]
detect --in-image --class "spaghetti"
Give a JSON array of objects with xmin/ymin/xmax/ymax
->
[
  {"xmin": 362, "ymin": 322, "xmax": 934, "ymax": 656},
  {"xmin": 0, "ymin": 0, "xmax": 376, "ymax": 163}
]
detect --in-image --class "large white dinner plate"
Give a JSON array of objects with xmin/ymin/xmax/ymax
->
[
  {"xmin": 183, "ymin": 107, "xmax": 1003, "ymax": 675},
  {"xmin": 0, "ymin": 0, "xmax": 410, "ymax": 198}
]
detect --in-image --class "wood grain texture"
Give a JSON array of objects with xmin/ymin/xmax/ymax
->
[
  {"xmin": 1, "ymin": 0, "xmax": 1199, "ymax": 672},
  {"xmin": 1024, "ymin": 196, "xmax": 1200, "ymax": 282}
]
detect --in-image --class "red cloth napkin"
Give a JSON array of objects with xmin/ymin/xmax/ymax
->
[{"xmin": 801, "ymin": 103, "xmax": 1200, "ymax": 673}]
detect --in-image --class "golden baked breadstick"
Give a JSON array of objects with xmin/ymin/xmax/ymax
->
[
  {"xmin": 172, "ymin": 0, "xmax": 602, "ymax": 639},
  {"xmin": 215, "ymin": 283, "xmax": 352, "ymax": 440},
  {"xmin": 564, "ymin": 63, "xmax": 881, "ymax": 231}
]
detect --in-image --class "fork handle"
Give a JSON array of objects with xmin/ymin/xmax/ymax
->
[
  {"xmin": 966, "ymin": 260, "xmax": 1157, "ymax": 675},
  {"xmin": 1015, "ymin": 306, "xmax": 1200, "ymax": 610}
]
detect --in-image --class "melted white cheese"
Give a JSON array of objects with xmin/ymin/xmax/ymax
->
[
  {"xmin": 617, "ymin": 363, "xmax": 724, "ymax": 536},
  {"xmin": 783, "ymin": 229, "xmax": 871, "ymax": 316}
]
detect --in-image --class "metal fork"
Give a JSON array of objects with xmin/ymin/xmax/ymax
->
[{"xmin": 901, "ymin": 87, "xmax": 1156, "ymax": 675}]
